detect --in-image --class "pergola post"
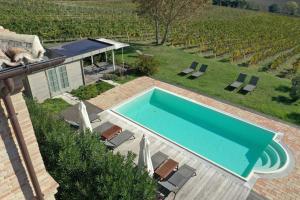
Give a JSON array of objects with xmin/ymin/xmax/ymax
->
[
  {"xmin": 112, "ymin": 50, "xmax": 116, "ymax": 71},
  {"xmin": 122, "ymin": 48, "xmax": 125, "ymax": 69}
]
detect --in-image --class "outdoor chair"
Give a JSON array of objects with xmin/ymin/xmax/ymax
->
[
  {"xmin": 158, "ymin": 164, "xmax": 196, "ymax": 195},
  {"xmin": 152, "ymin": 151, "xmax": 169, "ymax": 170},
  {"xmin": 104, "ymin": 130, "xmax": 135, "ymax": 149},
  {"xmin": 190, "ymin": 64, "xmax": 208, "ymax": 78},
  {"xmin": 101, "ymin": 125, "xmax": 122, "ymax": 140},
  {"xmin": 180, "ymin": 61, "xmax": 198, "ymax": 75},
  {"xmin": 241, "ymin": 76, "xmax": 259, "ymax": 93},
  {"xmin": 228, "ymin": 73, "xmax": 247, "ymax": 89},
  {"xmin": 61, "ymin": 101, "xmax": 102, "ymax": 128}
]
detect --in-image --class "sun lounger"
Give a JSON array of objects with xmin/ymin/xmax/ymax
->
[
  {"xmin": 241, "ymin": 76, "xmax": 259, "ymax": 93},
  {"xmin": 180, "ymin": 61, "xmax": 198, "ymax": 75},
  {"xmin": 190, "ymin": 64, "xmax": 208, "ymax": 78},
  {"xmin": 229, "ymin": 73, "xmax": 247, "ymax": 89},
  {"xmin": 61, "ymin": 101, "xmax": 102, "ymax": 127},
  {"xmin": 152, "ymin": 151, "xmax": 169, "ymax": 170},
  {"xmin": 158, "ymin": 164, "xmax": 196, "ymax": 194},
  {"xmin": 155, "ymin": 159, "xmax": 179, "ymax": 180},
  {"xmin": 104, "ymin": 130, "xmax": 135, "ymax": 149},
  {"xmin": 94, "ymin": 122, "xmax": 114, "ymax": 133},
  {"xmin": 100, "ymin": 125, "xmax": 122, "ymax": 140}
]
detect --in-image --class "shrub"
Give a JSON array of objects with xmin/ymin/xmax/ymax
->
[
  {"xmin": 26, "ymin": 98, "xmax": 157, "ymax": 200},
  {"xmin": 102, "ymin": 73, "xmax": 119, "ymax": 81},
  {"xmin": 290, "ymin": 75, "xmax": 300, "ymax": 100},
  {"xmin": 292, "ymin": 58, "xmax": 300, "ymax": 74},
  {"xmin": 71, "ymin": 82, "xmax": 114, "ymax": 100},
  {"xmin": 135, "ymin": 55, "xmax": 159, "ymax": 76},
  {"xmin": 41, "ymin": 98, "xmax": 70, "ymax": 114}
]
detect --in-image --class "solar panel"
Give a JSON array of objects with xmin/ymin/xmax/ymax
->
[{"xmin": 51, "ymin": 39, "xmax": 113, "ymax": 58}]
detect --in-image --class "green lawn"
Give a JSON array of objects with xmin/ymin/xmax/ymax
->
[
  {"xmin": 117, "ymin": 43, "xmax": 300, "ymax": 126},
  {"xmin": 40, "ymin": 98, "xmax": 71, "ymax": 114}
]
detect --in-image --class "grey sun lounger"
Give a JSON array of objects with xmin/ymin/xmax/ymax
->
[
  {"xmin": 180, "ymin": 61, "xmax": 198, "ymax": 74},
  {"xmin": 93, "ymin": 121, "xmax": 115, "ymax": 133},
  {"xmin": 190, "ymin": 64, "xmax": 208, "ymax": 78},
  {"xmin": 241, "ymin": 76, "xmax": 259, "ymax": 93},
  {"xmin": 104, "ymin": 130, "xmax": 135, "ymax": 149},
  {"xmin": 158, "ymin": 164, "xmax": 196, "ymax": 194},
  {"xmin": 152, "ymin": 151, "xmax": 169, "ymax": 170},
  {"xmin": 229, "ymin": 73, "xmax": 247, "ymax": 89},
  {"xmin": 61, "ymin": 101, "xmax": 102, "ymax": 127}
]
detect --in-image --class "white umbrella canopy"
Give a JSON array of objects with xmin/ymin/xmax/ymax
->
[
  {"xmin": 138, "ymin": 134, "xmax": 154, "ymax": 176},
  {"xmin": 78, "ymin": 101, "xmax": 93, "ymax": 132}
]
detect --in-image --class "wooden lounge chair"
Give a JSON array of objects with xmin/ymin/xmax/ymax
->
[
  {"xmin": 155, "ymin": 159, "xmax": 179, "ymax": 180},
  {"xmin": 152, "ymin": 151, "xmax": 169, "ymax": 170},
  {"xmin": 180, "ymin": 61, "xmax": 198, "ymax": 75},
  {"xmin": 100, "ymin": 125, "xmax": 122, "ymax": 140},
  {"xmin": 94, "ymin": 122, "xmax": 122, "ymax": 140},
  {"xmin": 190, "ymin": 64, "xmax": 208, "ymax": 78},
  {"xmin": 104, "ymin": 130, "xmax": 135, "ymax": 149},
  {"xmin": 158, "ymin": 164, "xmax": 196, "ymax": 194},
  {"xmin": 241, "ymin": 76, "xmax": 259, "ymax": 93},
  {"xmin": 229, "ymin": 73, "xmax": 247, "ymax": 89}
]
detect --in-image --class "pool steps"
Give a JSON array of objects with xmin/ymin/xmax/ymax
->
[{"xmin": 254, "ymin": 141, "xmax": 287, "ymax": 173}]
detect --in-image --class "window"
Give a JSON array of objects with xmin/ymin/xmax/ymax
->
[
  {"xmin": 47, "ymin": 68, "xmax": 60, "ymax": 92},
  {"xmin": 58, "ymin": 66, "xmax": 69, "ymax": 88},
  {"xmin": 47, "ymin": 66, "xmax": 69, "ymax": 94}
]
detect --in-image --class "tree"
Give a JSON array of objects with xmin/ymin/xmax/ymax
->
[
  {"xmin": 269, "ymin": 4, "xmax": 280, "ymax": 13},
  {"xmin": 26, "ymin": 98, "xmax": 157, "ymax": 200},
  {"xmin": 290, "ymin": 76, "xmax": 300, "ymax": 100},
  {"xmin": 284, "ymin": 1, "xmax": 299, "ymax": 15},
  {"xmin": 134, "ymin": 0, "xmax": 209, "ymax": 45}
]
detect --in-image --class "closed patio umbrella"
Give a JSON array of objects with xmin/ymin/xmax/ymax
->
[
  {"xmin": 138, "ymin": 135, "xmax": 154, "ymax": 176},
  {"xmin": 78, "ymin": 101, "xmax": 93, "ymax": 132}
]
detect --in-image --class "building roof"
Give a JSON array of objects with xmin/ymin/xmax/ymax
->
[
  {"xmin": 51, "ymin": 39, "xmax": 114, "ymax": 58},
  {"xmin": 97, "ymin": 38, "xmax": 129, "ymax": 49}
]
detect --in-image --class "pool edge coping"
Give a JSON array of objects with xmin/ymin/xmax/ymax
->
[{"xmin": 110, "ymin": 86, "xmax": 292, "ymax": 182}]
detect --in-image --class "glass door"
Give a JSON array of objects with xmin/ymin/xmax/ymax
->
[{"xmin": 47, "ymin": 65, "xmax": 70, "ymax": 96}]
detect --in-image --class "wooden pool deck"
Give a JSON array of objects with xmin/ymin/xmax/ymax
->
[
  {"xmin": 89, "ymin": 76, "xmax": 300, "ymax": 200},
  {"xmin": 96, "ymin": 111, "xmax": 251, "ymax": 200}
]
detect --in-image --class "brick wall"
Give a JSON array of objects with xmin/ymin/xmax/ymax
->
[{"xmin": 0, "ymin": 92, "xmax": 58, "ymax": 200}]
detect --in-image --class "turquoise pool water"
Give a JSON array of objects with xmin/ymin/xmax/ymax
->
[{"xmin": 114, "ymin": 88, "xmax": 275, "ymax": 178}]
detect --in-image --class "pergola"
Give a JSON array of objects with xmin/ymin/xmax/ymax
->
[{"xmin": 96, "ymin": 38, "xmax": 129, "ymax": 71}]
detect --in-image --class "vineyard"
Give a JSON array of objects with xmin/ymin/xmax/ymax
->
[{"xmin": 0, "ymin": 0, "xmax": 299, "ymax": 76}]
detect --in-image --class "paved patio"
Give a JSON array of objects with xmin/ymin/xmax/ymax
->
[
  {"xmin": 84, "ymin": 63, "xmax": 125, "ymax": 84},
  {"xmin": 88, "ymin": 76, "xmax": 300, "ymax": 200}
]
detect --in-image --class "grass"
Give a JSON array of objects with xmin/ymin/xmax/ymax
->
[
  {"xmin": 71, "ymin": 81, "xmax": 114, "ymax": 100},
  {"xmin": 40, "ymin": 98, "xmax": 71, "ymax": 114},
  {"xmin": 118, "ymin": 43, "xmax": 300, "ymax": 126}
]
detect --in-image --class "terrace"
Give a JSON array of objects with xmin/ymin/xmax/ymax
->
[
  {"xmin": 83, "ymin": 63, "xmax": 124, "ymax": 84},
  {"xmin": 88, "ymin": 77, "xmax": 299, "ymax": 200}
]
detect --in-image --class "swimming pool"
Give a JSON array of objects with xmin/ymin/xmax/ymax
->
[{"xmin": 113, "ymin": 87, "xmax": 289, "ymax": 179}]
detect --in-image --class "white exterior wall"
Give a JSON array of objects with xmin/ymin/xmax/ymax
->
[
  {"xmin": 27, "ymin": 71, "xmax": 51, "ymax": 102},
  {"xmin": 26, "ymin": 60, "xmax": 84, "ymax": 102},
  {"xmin": 65, "ymin": 61, "xmax": 83, "ymax": 90}
]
